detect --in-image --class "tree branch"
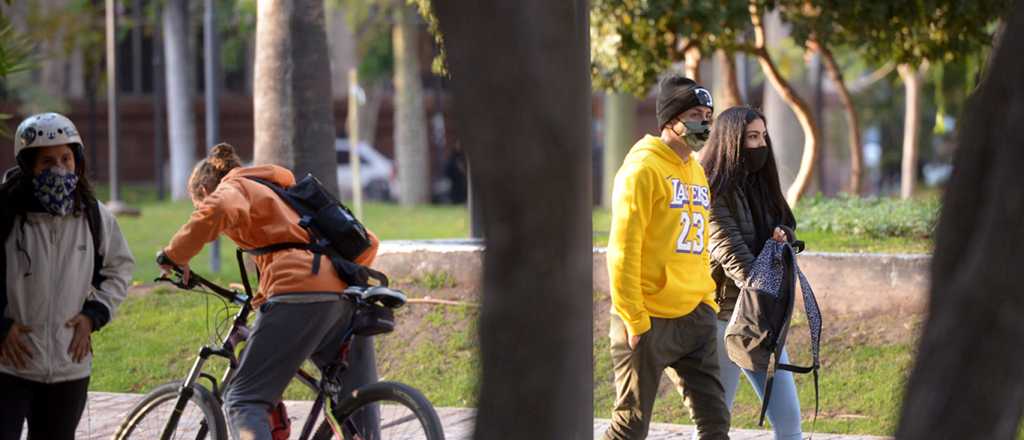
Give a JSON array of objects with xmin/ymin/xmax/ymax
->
[
  {"xmin": 749, "ymin": 0, "xmax": 819, "ymax": 206},
  {"xmin": 407, "ymin": 297, "xmax": 480, "ymax": 307},
  {"xmin": 809, "ymin": 39, "xmax": 862, "ymax": 195}
]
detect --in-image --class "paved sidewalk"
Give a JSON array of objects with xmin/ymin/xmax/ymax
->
[{"xmin": 53, "ymin": 392, "xmax": 891, "ymax": 439}]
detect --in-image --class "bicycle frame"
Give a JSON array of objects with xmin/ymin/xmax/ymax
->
[{"xmin": 156, "ymin": 249, "xmax": 361, "ymax": 440}]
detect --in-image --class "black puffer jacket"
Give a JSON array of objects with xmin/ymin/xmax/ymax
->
[{"xmin": 707, "ymin": 187, "xmax": 794, "ymax": 321}]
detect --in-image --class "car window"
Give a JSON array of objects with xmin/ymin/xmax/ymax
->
[{"xmin": 336, "ymin": 150, "xmax": 373, "ymax": 166}]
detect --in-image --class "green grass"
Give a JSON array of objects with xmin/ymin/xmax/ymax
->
[
  {"xmin": 96, "ymin": 291, "xmax": 914, "ymax": 436},
  {"xmin": 593, "ymin": 194, "xmax": 937, "ymax": 253},
  {"xmin": 409, "ymin": 271, "xmax": 459, "ymax": 289},
  {"xmin": 591, "ymin": 337, "xmax": 912, "ymax": 436},
  {"xmin": 91, "ymin": 287, "xmax": 237, "ymax": 394},
  {"xmin": 375, "ymin": 305, "xmax": 481, "ymax": 408}
]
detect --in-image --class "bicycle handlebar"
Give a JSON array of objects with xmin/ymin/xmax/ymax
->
[{"xmin": 155, "ymin": 251, "xmax": 249, "ymax": 305}]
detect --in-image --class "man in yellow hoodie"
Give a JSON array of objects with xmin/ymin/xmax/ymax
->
[{"xmin": 602, "ymin": 76, "xmax": 729, "ymax": 440}]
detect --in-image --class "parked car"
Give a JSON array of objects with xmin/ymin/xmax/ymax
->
[{"xmin": 336, "ymin": 138, "xmax": 395, "ymax": 201}]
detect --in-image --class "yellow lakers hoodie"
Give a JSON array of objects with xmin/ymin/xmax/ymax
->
[{"xmin": 608, "ymin": 135, "xmax": 718, "ymax": 337}]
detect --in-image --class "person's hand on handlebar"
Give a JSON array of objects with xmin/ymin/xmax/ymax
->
[{"xmin": 156, "ymin": 250, "xmax": 191, "ymax": 286}]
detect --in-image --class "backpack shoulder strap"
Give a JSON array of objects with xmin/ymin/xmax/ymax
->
[
  {"xmin": 85, "ymin": 197, "xmax": 105, "ymax": 289},
  {"xmin": 0, "ymin": 186, "xmax": 14, "ymax": 323},
  {"xmin": 244, "ymin": 176, "xmax": 302, "ymax": 211},
  {"xmin": 241, "ymin": 176, "xmax": 327, "ymax": 274}
]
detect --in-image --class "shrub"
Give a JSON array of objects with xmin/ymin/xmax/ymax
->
[{"xmin": 794, "ymin": 195, "xmax": 940, "ymax": 239}]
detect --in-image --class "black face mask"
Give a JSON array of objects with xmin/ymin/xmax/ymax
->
[{"xmin": 743, "ymin": 147, "xmax": 769, "ymax": 173}]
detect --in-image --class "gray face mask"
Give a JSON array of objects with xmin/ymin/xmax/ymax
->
[{"xmin": 682, "ymin": 120, "xmax": 711, "ymax": 152}]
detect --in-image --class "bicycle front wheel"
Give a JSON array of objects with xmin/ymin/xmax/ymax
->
[
  {"xmin": 313, "ymin": 381, "xmax": 445, "ymax": 440},
  {"xmin": 113, "ymin": 381, "xmax": 228, "ymax": 440}
]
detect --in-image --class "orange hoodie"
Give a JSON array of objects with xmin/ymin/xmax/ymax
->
[{"xmin": 164, "ymin": 165, "xmax": 379, "ymax": 307}]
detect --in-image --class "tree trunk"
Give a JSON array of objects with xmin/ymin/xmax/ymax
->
[
  {"xmin": 760, "ymin": 10, "xmax": 803, "ymax": 194},
  {"xmin": 810, "ymin": 40, "xmax": 863, "ymax": 195},
  {"xmin": 432, "ymin": 1, "xmax": 593, "ymax": 438},
  {"xmin": 897, "ymin": 63, "xmax": 925, "ymax": 200},
  {"xmin": 393, "ymin": 3, "xmax": 430, "ymax": 205},
  {"xmin": 896, "ymin": 3, "xmax": 1024, "ymax": 438},
  {"xmin": 602, "ymin": 91, "xmax": 635, "ymax": 208},
  {"xmin": 253, "ymin": 0, "xmax": 338, "ymax": 194},
  {"xmin": 714, "ymin": 49, "xmax": 744, "ymax": 110},
  {"xmin": 684, "ymin": 44, "xmax": 702, "ymax": 83},
  {"xmin": 163, "ymin": 0, "xmax": 197, "ymax": 201},
  {"xmin": 358, "ymin": 78, "xmax": 385, "ymax": 149},
  {"xmin": 749, "ymin": 1, "xmax": 819, "ymax": 206}
]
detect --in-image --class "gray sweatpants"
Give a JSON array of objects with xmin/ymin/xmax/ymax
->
[{"xmin": 223, "ymin": 298, "xmax": 377, "ymax": 440}]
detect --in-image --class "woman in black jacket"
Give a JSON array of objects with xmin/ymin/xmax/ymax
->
[{"xmin": 701, "ymin": 107, "xmax": 801, "ymax": 439}]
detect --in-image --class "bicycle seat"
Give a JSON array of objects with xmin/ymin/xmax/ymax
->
[
  {"xmin": 364, "ymin": 286, "xmax": 407, "ymax": 309},
  {"xmin": 343, "ymin": 286, "xmax": 407, "ymax": 309}
]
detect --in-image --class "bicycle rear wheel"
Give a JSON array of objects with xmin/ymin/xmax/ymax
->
[
  {"xmin": 312, "ymin": 381, "xmax": 444, "ymax": 440},
  {"xmin": 113, "ymin": 381, "xmax": 228, "ymax": 440}
]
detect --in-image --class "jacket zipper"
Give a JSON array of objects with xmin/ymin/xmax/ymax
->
[{"xmin": 46, "ymin": 218, "xmax": 57, "ymax": 382}]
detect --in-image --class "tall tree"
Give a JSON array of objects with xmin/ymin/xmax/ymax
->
[
  {"xmin": 777, "ymin": 0, "xmax": 867, "ymax": 195},
  {"xmin": 253, "ymin": 0, "xmax": 380, "ymax": 420},
  {"xmin": 0, "ymin": 12, "xmax": 33, "ymax": 137},
  {"xmin": 748, "ymin": 0, "xmax": 820, "ymax": 205},
  {"xmin": 601, "ymin": 91, "xmax": 635, "ymax": 208},
  {"xmin": 896, "ymin": 63, "xmax": 926, "ymax": 199},
  {"xmin": 432, "ymin": 1, "xmax": 593, "ymax": 438},
  {"xmin": 810, "ymin": 40, "xmax": 864, "ymax": 195},
  {"xmin": 896, "ymin": 1, "xmax": 1024, "ymax": 438},
  {"xmin": 329, "ymin": 0, "xmax": 394, "ymax": 150},
  {"xmin": 590, "ymin": 0, "xmax": 821, "ymax": 205},
  {"xmin": 713, "ymin": 49, "xmax": 744, "ymax": 110},
  {"xmin": 163, "ymin": 0, "xmax": 197, "ymax": 200},
  {"xmin": 253, "ymin": 0, "xmax": 337, "ymax": 191},
  {"xmin": 392, "ymin": 2, "xmax": 430, "ymax": 205},
  {"xmin": 807, "ymin": 0, "xmax": 1012, "ymax": 198}
]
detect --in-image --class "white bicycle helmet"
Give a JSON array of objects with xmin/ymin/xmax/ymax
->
[{"xmin": 14, "ymin": 112, "xmax": 84, "ymax": 158}]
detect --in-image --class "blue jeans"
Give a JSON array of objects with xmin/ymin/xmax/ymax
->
[{"xmin": 693, "ymin": 320, "xmax": 802, "ymax": 440}]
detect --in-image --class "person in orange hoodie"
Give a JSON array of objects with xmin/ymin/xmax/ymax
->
[{"xmin": 158, "ymin": 144, "xmax": 379, "ymax": 440}]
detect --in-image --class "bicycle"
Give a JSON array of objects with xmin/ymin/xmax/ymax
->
[{"xmin": 113, "ymin": 249, "xmax": 445, "ymax": 440}]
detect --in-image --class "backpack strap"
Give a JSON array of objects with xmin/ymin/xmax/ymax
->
[
  {"xmin": 81, "ymin": 197, "xmax": 114, "ymax": 331},
  {"xmin": 86, "ymin": 197, "xmax": 104, "ymax": 289},
  {"xmin": 759, "ymin": 241, "xmax": 820, "ymax": 437},
  {"xmin": 0, "ymin": 184, "xmax": 16, "ymax": 340},
  {"xmin": 242, "ymin": 242, "xmax": 326, "ymax": 274},
  {"xmin": 760, "ymin": 363, "xmax": 820, "ymax": 440},
  {"xmin": 241, "ymin": 176, "xmax": 328, "ymax": 275}
]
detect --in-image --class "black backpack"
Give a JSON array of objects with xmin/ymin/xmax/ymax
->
[{"xmin": 243, "ymin": 174, "xmax": 380, "ymax": 287}]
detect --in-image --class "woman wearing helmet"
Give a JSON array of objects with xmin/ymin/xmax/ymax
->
[{"xmin": 0, "ymin": 113, "xmax": 135, "ymax": 440}]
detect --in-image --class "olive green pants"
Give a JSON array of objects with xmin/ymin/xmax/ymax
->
[{"xmin": 603, "ymin": 303, "xmax": 730, "ymax": 440}]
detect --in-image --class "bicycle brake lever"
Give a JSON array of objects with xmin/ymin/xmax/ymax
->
[{"xmin": 155, "ymin": 275, "xmax": 188, "ymax": 290}]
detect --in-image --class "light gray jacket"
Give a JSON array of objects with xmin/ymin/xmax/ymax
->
[{"xmin": 0, "ymin": 203, "xmax": 134, "ymax": 383}]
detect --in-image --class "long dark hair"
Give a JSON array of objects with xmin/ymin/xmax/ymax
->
[
  {"xmin": 701, "ymin": 106, "xmax": 793, "ymax": 225},
  {"xmin": 2, "ymin": 145, "xmax": 97, "ymax": 217}
]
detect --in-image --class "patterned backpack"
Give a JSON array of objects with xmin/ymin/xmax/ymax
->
[{"xmin": 724, "ymin": 227, "xmax": 822, "ymax": 427}]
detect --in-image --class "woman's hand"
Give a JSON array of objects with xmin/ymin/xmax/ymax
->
[
  {"xmin": 0, "ymin": 323, "xmax": 33, "ymax": 369},
  {"xmin": 157, "ymin": 250, "xmax": 191, "ymax": 285},
  {"xmin": 772, "ymin": 227, "xmax": 789, "ymax": 242},
  {"xmin": 66, "ymin": 314, "xmax": 93, "ymax": 363}
]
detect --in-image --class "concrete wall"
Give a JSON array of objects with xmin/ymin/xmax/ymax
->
[{"xmin": 377, "ymin": 240, "xmax": 931, "ymax": 315}]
